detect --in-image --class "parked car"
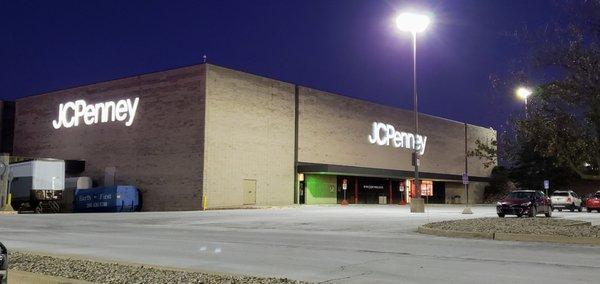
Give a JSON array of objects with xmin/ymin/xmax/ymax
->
[
  {"xmin": 497, "ymin": 190, "xmax": 552, "ymax": 218},
  {"xmin": 0, "ymin": 241, "xmax": 6, "ymax": 284},
  {"xmin": 586, "ymin": 192, "xmax": 600, "ymax": 212},
  {"xmin": 550, "ymin": 190, "xmax": 583, "ymax": 212},
  {"xmin": 581, "ymin": 193, "xmax": 590, "ymax": 208}
]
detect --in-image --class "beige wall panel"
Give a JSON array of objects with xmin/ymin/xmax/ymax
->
[
  {"xmin": 467, "ymin": 124, "xmax": 497, "ymax": 177},
  {"xmin": 445, "ymin": 182, "xmax": 485, "ymax": 204},
  {"xmin": 203, "ymin": 65, "xmax": 295, "ymax": 208},
  {"xmin": 13, "ymin": 65, "xmax": 206, "ymax": 211},
  {"xmin": 298, "ymin": 87, "xmax": 494, "ymax": 177}
]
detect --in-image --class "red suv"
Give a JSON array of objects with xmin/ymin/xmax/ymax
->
[
  {"xmin": 496, "ymin": 190, "xmax": 552, "ymax": 218},
  {"xmin": 586, "ymin": 192, "xmax": 600, "ymax": 212}
]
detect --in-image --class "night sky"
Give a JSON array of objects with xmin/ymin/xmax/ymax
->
[{"xmin": 1, "ymin": 0, "xmax": 558, "ymax": 130}]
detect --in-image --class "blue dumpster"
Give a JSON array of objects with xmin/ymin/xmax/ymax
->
[{"xmin": 74, "ymin": 186, "xmax": 140, "ymax": 213}]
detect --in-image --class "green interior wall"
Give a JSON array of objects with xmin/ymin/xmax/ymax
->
[{"xmin": 305, "ymin": 174, "xmax": 337, "ymax": 204}]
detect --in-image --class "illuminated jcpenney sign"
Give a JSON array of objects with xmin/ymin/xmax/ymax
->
[
  {"xmin": 368, "ymin": 122, "xmax": 427, "ymax": 155},
  {"xmin": 52, "ymin": 98, "xmax": 140, "ymax": 129}
]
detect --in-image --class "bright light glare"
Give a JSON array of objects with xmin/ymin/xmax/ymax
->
[
  {"xmin": 396, "ymin": 12, "xmax": 431, "ymax": 33},
  {"xmin": 515, "ymin": 87, "xmax": 533, "ymax": 100}
]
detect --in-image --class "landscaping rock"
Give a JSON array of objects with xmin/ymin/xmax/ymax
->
[
  {"xmin": 423, "ymin": 217, "xmax": 600, "ymax": 238},
  {"xmin": 8, "ymin": 251, "xmax": 307, "ymax": 284}
]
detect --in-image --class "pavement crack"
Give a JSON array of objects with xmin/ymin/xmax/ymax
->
[
  {"xmin": 318, "ymin": 270, "xmax": 374, "ymax": 283},
  {"xmin": 318, "ymin": 257, "xmax": 389, "ymax": 283},
  {"xmin": 357, "ymin": 249, "xmax": 410, "ymax": 256}
]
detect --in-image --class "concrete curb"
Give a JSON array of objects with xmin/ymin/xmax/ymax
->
[
  {"xmin": 418, "ymin": 226, "xmax": 600, "ymax": 246},
  {"xmin": 563, "ymin": 220, "xmax": 592, "ymax": 227},
  {"xmin": 417, "ymin": 226, "xmax": 493, "ymax": 240},
  {"xmin": 494, "ymin": 232, "xmax": 600, "ymax": 245},
  {"xmin": 8, "ymin": 269, "xmax": 95, "ymax": 284}
]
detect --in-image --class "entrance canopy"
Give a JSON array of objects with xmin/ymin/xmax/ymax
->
[{"xmin": 297, "ymin": 162, "xmax": 491, "ymax": 183}]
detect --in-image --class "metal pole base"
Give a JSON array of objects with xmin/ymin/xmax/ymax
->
[
  {"xmin": 410, "ymin": 197, "xmax": 425, "ymax": 213},
  {"xmin": 462, "ymin": 207, "xmax": 473, "ymax": 214},
  {"xmin": 0, "ymin": 204, "xmax": 16, "ymax": 214}
]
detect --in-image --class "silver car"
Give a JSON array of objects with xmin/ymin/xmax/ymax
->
[{"xmin": 550, "ymin": 190, "xmax": 583, "ymax": 212}]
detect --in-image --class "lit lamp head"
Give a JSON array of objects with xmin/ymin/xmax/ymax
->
[
  {"xmin": 515, "ymin": 87, "xmax": 533, "ymax": 101},
  {"xmin": 396, "ymin": 12, "xmax": 431, "ymax": 33}
]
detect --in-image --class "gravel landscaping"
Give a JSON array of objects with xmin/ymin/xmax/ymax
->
[
  {"xmin": 8, "ymin": 251, "xmax": 308, "ymax": 284},
  {"xmin": 423, "ymin": 217, "xmax": 600, "ymax": 238}
]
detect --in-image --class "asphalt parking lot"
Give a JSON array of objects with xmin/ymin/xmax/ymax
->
[{"xmin": 1, "ymin": 205, "xmax": 600, "ymax": 283}]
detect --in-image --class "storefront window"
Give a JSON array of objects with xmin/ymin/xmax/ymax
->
[{"xmin": 410, "ymin": 180, "xmax": 433, "ymax": 197}]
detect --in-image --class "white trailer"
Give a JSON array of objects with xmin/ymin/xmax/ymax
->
[{"xmin": 9, "ymin": 159, "xmax": 65, "ymax": 213}]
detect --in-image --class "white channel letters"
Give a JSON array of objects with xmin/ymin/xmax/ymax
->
[
  {"xmin": 368, "ymin": 122, "xmax": 427, "ymax": 155},
  {"xmin": 52, "ymin": 98, "xmax": 140, "ymax": 129}
]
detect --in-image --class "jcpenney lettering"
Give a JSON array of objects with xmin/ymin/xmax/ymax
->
[
  {"xmin": 368, "ymin": 122, "xmax": 427, "ymax": 155},
  {"xmin": 52, "ymin": 98, "xmax": 140, "ymax": 129}
]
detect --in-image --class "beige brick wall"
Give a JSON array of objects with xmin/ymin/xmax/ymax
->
[
  {"xmin": 467, "ymin": 124, "xmax": 496, "ymax": 177},
  {"xmin": 13, "ymin": 65, "xmax": 206, "ymax": 211},
  {"xmin": 445, "ymin": 181, "xmax": 486, "ymax": 204},
  {"xmin": 298, "ymin": 87, "xmax": 495, "ymax": 177},
  {"xmin": 202, "ymin": 65, "xmax": 295, "ymax": 208},
  {"xmin": 12, "ymin": 63, "xmax": 497, "ymax": 210}
]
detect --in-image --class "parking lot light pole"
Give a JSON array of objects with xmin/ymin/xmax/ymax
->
[
  {"xmin": 516, "ymin": 86, "xmax": 532, "ymax": 119},
  {"xmin": 396, "ymin": 12, "xmax": 430, "ymax": 213}
]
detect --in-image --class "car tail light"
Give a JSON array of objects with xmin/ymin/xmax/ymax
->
[{"xmin": 567, "ymin": 197, "xmax": 572, "ymax": 203}]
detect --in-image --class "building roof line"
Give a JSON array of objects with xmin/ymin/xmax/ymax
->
[{"xmin": 14, "ymin": 61, "xmax": 493, "ymax": 130}]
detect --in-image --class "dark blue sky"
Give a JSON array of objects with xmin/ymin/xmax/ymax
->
[{"xmin": 1, "ymin": 0, "xmax": 557, "ymax": 129}]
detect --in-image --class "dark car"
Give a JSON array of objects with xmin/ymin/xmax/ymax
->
[
  {"xmin": 496, "ymin": 190, "xmax": 552, "ymax": 218},
  {"xmin": 0, "ymin": 242, "xmax": 6, "ymax": 284},
  {"xmin": 586, "ymin": 192, "xmax": 600, "ymax": 212}
]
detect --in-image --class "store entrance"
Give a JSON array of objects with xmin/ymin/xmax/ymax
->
[
  {"xmin": 336, "ymin": 176, "xmax": 407, "ymax": 204},
  {"xmin": 408, "ymin": 180, "xmax": 446, "ymax": 204}
]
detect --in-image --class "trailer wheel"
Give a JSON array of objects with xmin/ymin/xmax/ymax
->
[{"xmin": 34, "ymin": 203, "xmax": 43, "ymax": 214}]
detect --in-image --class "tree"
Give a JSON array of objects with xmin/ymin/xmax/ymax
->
[
  {"xmin": 508, "ymin": 139, "xmax": 575, "ymax": 190},
  {"xmin": 468, "ymin": 1, "xmax": 600, "ymax": 187},
  {"xmin": 518, "ymin": 0, "xmax": 600, "ymax": 180},
  {"xmin": 469, "ymin": 1, "xmax": 600, "ymax": 182},
  {"xmin": 467, "ymin": 139, "xmax": 497, "ymax": 169}
]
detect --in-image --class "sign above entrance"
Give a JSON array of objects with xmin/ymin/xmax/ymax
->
[
  {"xmin": 52, "ymin": 97, "xmax": 140, "ymax": 129},
  {"xmin": 368, "ymin": 122, "xmax": 427, "ymax": 155},
  {"xmin": 363, "ymin": 184, "xmax": 384, "ymax": 190}
]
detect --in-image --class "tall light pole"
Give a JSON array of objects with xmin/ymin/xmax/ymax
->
[
  {"xmin": 516, "ymin": 86, "xmax": 532, "ymax": 118},
  {"xmin": 396, "ymin": 12, "xmax": 430, "ymax": 213}
]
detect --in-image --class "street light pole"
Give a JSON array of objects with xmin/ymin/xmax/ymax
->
[
  {"xmin": 396, "ymin": 12, "xmax": 429, "ymax": 213},
  {"xmin": 411, "ymin": 31, "xmax": 422, "ymax": 207},
  {"xmin": 516, "ymin": 86, "xmax": 532, "ymax": 119},
  {"xmin": 524, "ymin": 96, "xmax": 528, "ymax": 119}
]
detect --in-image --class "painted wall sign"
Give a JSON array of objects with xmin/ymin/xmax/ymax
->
[
  {"xmin": 368, "ymin": 122, "xmax": 427, "ymax": 155},
  {"xmin": 52, "ymin": 97, "xmax": 140, "ymax": 129}
]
